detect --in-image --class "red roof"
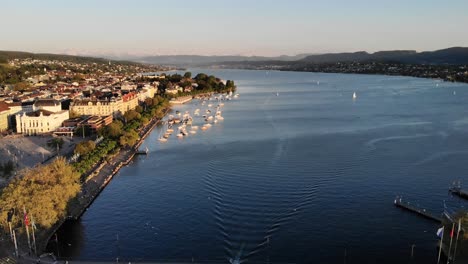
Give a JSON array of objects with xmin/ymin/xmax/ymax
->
[
  {"xmin": 122, "ymin": 92, "xmax": 136, "ymax": 102},
  {"xmin": 0, "ymin": 101, "xmax": 11, "ymax": 113}
]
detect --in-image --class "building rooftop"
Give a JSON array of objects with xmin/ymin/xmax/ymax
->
[
  {"xmin": 34, "ymin": 98, "xmax": 60, "ymax": 107},
  {"xmin": 0, "ymin": 102, "xmax": 10, "ymax": 113}
]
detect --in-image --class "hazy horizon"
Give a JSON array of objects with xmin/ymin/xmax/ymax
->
[{"xmin": 2, "ymin": 0, "xmax": 468, "ymax": 57}]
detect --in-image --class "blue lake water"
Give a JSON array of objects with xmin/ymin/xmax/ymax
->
[{"xmin": 53, "ymin": 70, "xmax": 468, "ymax": 263}]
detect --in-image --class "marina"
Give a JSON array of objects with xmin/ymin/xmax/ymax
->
[{"xmin": 52, "ymin": 70, "xmax": 468, "ymax": 264}]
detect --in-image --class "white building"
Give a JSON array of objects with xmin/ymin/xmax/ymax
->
[{"xmin": 16, "ymin": 109, "xmax": 69, "ymax": 135}]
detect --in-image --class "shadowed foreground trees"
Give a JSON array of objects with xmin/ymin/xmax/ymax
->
[{"xmin": 0, "ymin": 158, "xmax": 81, "ymax": 230}]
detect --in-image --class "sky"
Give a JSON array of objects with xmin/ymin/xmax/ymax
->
[{"xmin": 1, "ymin": 0, "xmax": 468, "ymax": 57}]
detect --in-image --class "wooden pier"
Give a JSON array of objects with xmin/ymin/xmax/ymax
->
[
  {"xmin": 449, "ymin": 186, "xmax": 468, "ymax": 200},
  {"xmin": 394, "ymin": 196, "xmax": 442, "ymax": 223}
]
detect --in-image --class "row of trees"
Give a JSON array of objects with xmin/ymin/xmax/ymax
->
[
  {"xmin": 72, "ymin": 139, "xmax": 118, "ymax": 175},
  {"xmin": 74, "ymin": 95, "xmax": 170, "ymax": 176},
  {"xmin": 154, "ymin": 72, "xmax": 236, "ymax": 95}
]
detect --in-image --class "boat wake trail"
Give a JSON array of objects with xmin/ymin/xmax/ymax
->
[
  {"xmin": 203, "ymin": 139, "xmax": 324, "ymax": 263},
  {"xmin": 365, "ymin": 134, "xmax": 432, "ymax": 149}
]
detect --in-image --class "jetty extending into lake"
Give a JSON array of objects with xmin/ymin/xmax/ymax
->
[
  {"xmin": 169, "ymin": 95, "xmax": 193, "ymax": 104},
  {"xmin": 449, "ymin": 186, "xmax": 468, "ymax": 200},
  {"xmin": 394, "ymin": 196, "xmax": 442, "ymax": 223}
]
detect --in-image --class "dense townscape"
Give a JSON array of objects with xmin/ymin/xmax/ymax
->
[{"xmin": 0, "ymin": 54, "xmax": 236, "ymax": 258}]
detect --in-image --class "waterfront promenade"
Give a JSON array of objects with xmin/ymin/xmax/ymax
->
[
  {"xmin": 39, "ymin": 109, "xmax": 169, "ymax": 252},
  {"xmin": 0, "ymin": 108, "xmax": 169, "ymax": 258}
]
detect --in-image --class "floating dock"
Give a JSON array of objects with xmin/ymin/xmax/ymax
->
[
  {"xmin": 449, "ymin": 187, "xmax": 468, "ymax": 200},
  {"xmin": 169, "ymin": 96, "xmax": 193, "ymax": 104},
  {"xmin": 135, "ymin": 147, "xmax": 149, "ymax": 155},
  {"xmin": 394, "ymin": 196, "xmax": 442, "ymax": 223}
]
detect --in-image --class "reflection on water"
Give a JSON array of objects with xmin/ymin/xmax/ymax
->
[{"xmin": 50, "ymin": 70, "xmax": 468, "ymax": 263}]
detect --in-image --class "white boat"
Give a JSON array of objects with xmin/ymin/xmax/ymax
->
[
  {"xmin": 190, "ymin": 130, "xmax": 197, "ymax": 134},
  {"xmin": 217, "ymin": 116, "xmax": 224, "ymax": 121},
  {"xmin": 352, "ymin": 92, "xmax": 357, "ymax": 100},
  {"xmin": 276, "ymin": 92, "xmax": 279, "ymax": 96},
  {"xmin": 177, "ymin": 133, "xmax": 184, "ymax": 137},
  {"xmin": 158, "ymin": 137, "xmax": 167, "ymax": 142},
  {"xmin": 166, "ymin": 128, "xmax": 174, "ymax": 133},
  {"xmin": 201, "ymin": 126, "xmax": 208, "ymax": 130},
  {"xmin": 191, "ymin": 126, "xmax": 199, "ymax": 130}
]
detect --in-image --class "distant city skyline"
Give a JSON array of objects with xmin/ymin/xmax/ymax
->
[{"xmin": 1, "ymin": 0, "xmax": 468, "ymax": 57}]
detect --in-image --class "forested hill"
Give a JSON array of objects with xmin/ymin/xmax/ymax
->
[
  {"xmin": 299, "ymin": 47, "xmax": 468, "ymax": 65},
  {"xmin": 0, "ymin": 50, "xmax": 139, "ymax": 65}
]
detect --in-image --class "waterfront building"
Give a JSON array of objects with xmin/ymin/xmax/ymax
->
[
  {"xmin": 70, "ymin": 92, "xmax": 138, "ymax": 117},
  {"xmin": 16, "ymin": 109, "xmax": 69, "ymax": 135}
]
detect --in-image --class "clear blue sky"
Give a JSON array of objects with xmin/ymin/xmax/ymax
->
[{"xmin": 1, "ymin": 0, "xmax": 467, "ymax": 56}]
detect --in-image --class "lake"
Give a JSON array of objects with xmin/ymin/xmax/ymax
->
[{"xmin": 51, "ymin": 69, "xmax": 468, "ymax": 263}]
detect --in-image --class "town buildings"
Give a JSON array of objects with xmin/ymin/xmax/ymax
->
[
  {"xmin": 1, "ymin": 57, "xmax": 168, "ymax": 135},
  {"xmin": 15, "ymin": 109, "xmax": 69, "ymax": 135}
]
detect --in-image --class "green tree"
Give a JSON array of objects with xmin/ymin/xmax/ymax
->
[
  {"xmin": 135, "ymin": 105, "xmax": 143, "ymax": 113},
  {"xmin": 74, "ymin": 140, "xmax": 96, "ymax": 155},
  {"xmin": 141, "ymin": 117, "xmax": 149, "ymax": 125},
  {"xmin": 183, "ymin": 72, "xmax": 192, "ymax": 79},
  {"xmin": 104, "ymin": 120, "xmax": 123, "ymax": 139},
  {"xmin": 169, "ymin": 74, "xmax": 182, "ymax": 83},
  {"xmin": 13, "ymin": 82, "xmax": 31, "ymax": 92},
  {"xmin": 0, "ymin": 157, "xmax": 81, "ymax": 229},
  {"xmin": 124, "ymin": 110, "xmax": 141, "ymax": 123},
  {"xmin": 195, "ymin": 73, "xmax": 208, "ymax": 81},
  {"xmin": 119, "ymin": 130, "xmax": 139, "ymax": 147}
]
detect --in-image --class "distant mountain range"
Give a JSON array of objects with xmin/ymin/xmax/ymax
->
[
  {"xmin": 2, "ymin": 47, "xmax": 468, "ymax": 68},
  {"xmin": 0, "ymin": 50, "xmax": 140, "ymax": 65},
  {"xmin": 102, "ymin": 47, "xmax": 468, "ymax": 67},
  {"xmin": 120, "ymin": 54, "xmax": 315, "ymax": 66},
  {"xmin": 298, "ymin": 47, "xmax": 468, "ymax": 65}
]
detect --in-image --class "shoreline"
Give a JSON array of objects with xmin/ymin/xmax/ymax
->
[
  {"xmin": 37, "ymin": 107, "xmax": 171, "ymax": 254},
  {"xmin": 209, "ymin": 66, "xmax": 468, "ymax": 85}
]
